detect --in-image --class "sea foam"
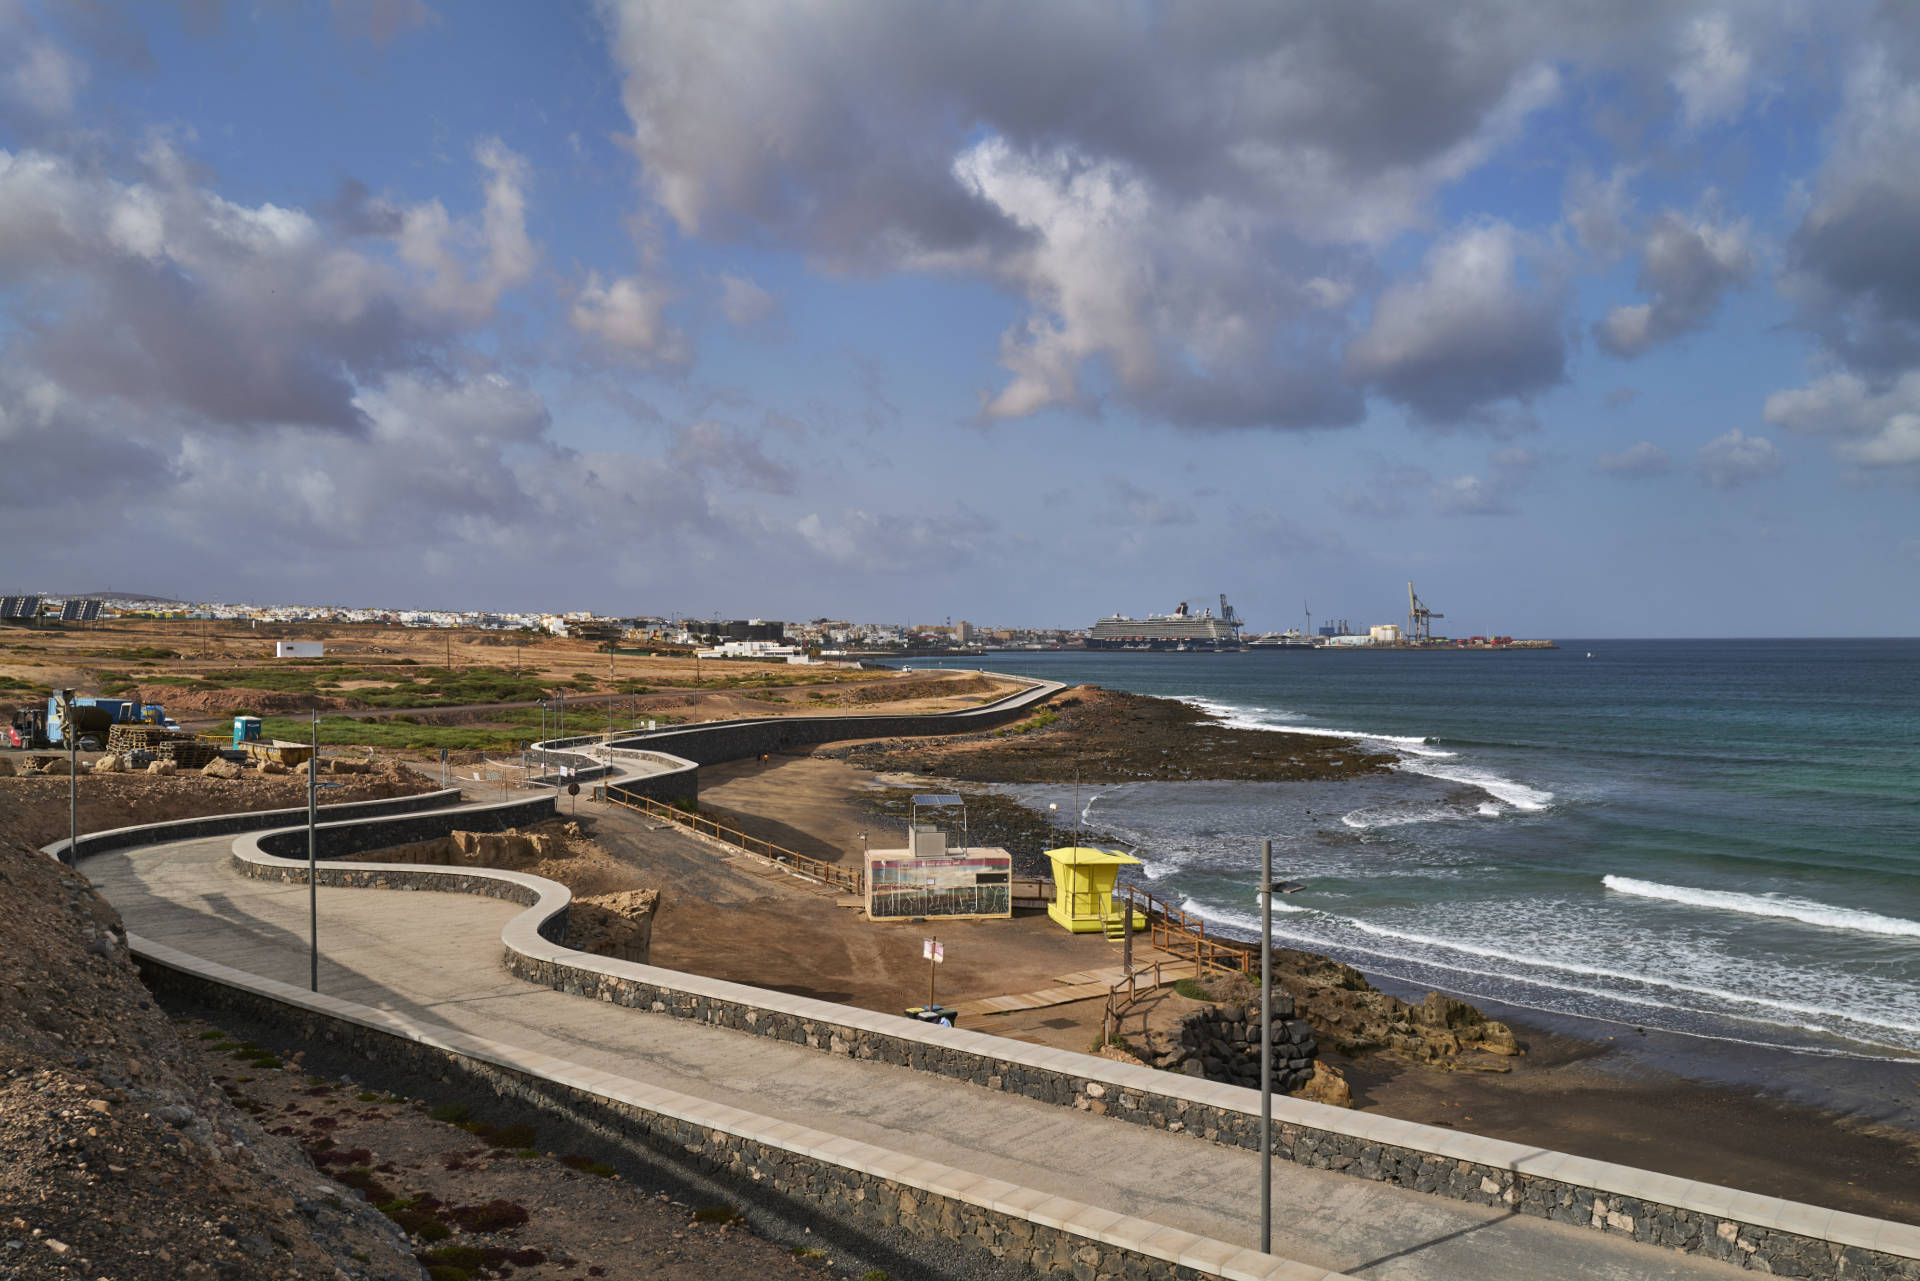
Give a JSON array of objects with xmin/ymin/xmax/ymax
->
[
  {"xmin": 1396, "ymin": 759, "xmax": 1553, "ymax": 811},
  {"xmin": 1173, "ymin": 895, "xmax": 1920, "ymax": 1049},
  {"xmin": 1176, "ymin": 696, "xmax": 1456, "ymax": 758},
  {"xmin": 1603, "ymin": 875, "xmax": 1920, "ymax": 939}
]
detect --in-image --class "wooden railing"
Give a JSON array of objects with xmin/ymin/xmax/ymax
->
[
  {"xmin": 1116, "ymin": 883, "xmax": 1254, "ymax": 978},
  {"xmin": 1099, "ymin": 884, "xmax": 1256, "ymax": 1046},
  {"xmin": 603, "ymin": 785, "xmax": 865, "ymax": 896}
]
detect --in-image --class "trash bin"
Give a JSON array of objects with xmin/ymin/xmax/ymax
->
[{"xmin": 903, "ymin": 1005, "xmax": 960, "ymax": 1027}]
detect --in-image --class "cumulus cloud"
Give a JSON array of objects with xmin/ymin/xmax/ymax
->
[
  {"xmin": 1, "ymin": 19, "xmax": 86, "ymax": 121},
  {"xmin": 1344, "ymin": 221, "xmax": 1567, "ymax": 423},
  {"xmin": 1596, "ymin": 440, "xmax": 1672, "ymax": 476},
  {"xmin": 718, "ymin": 272, "xmax": 779, "ymax": 329},
  {"xmin": 397, "ymin": 137, "xmax": 540, "ymax": 326},
  {"xmin": 1768, "ymin": 41, "xmax": 1920, "ymax": 473},
  {"xmin": 1695, "ymin": 428, "xmax": 1783, "ymax": 488},
  {"xmin": 1670, "ymin": 13, "xmax": 1757, "ymax": 130},
  {"xmin": 1596, "ymin": 207, "xmax": 1752, "ymax": 357},
  {"xmin": 1783, "ymin": 48, "xmax": 1920, "ymax": 373},
  {"xmin": 570, "ymin": 271, "xmax": 689, "ymax": 367},
  {"xmin": 591, "ymin": 2, "xmax": 1666, "ymax": 431},
  {"xmin": 1565, "ymin": 165, "xmax": 1636, "ymax": 259},
  {"xmin": 0, "ymin": 137, "xmax": 540, "ymax": 433},
  {"xmin": 1765, "ymin": 370, "xmax": 1920, "ymax": 468}
]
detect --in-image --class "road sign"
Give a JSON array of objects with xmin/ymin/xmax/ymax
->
[{"xmin": 567, "ymin": 782, "xmax": 580, "ymax": 796}]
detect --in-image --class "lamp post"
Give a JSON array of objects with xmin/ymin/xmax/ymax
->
[
  {"xmin": 1254, "ymin": 836, "xmax": 1298, "ymax": 1256},
  {"xmin": 63, "ymin": 689, "xmax": 76, "ymax": 862},
  {"xmin": 308, "ymin": 708, "xmax": 319, "ymax": 992}
]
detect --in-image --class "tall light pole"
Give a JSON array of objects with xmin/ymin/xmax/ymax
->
[
  {"xmin": 1260, "ymin": 836, "xmax": 1273, "ymax": 1253},
  {"xmin": 63, "ymin": 690, "xmax": 76, "ymax": 862},
  {"xmin": 308, "ymin": 708, "xmax": 319, "ymax": 992}
]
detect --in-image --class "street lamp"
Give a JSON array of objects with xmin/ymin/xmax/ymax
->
[
  {"xmin": 1257, "ymin": 836, "xmax": 1281, "ymax": 1256},
  {"xmin": 1251, "ymin": 835, "xmax": 1311, "ymax": 1255}
]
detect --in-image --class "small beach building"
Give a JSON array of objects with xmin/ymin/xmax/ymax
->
[{"xmin": 1043, "ymin": 846, "xmax": 1146, "ymax": 933}]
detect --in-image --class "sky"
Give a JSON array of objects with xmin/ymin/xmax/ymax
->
[{"xmin": 2, "ymin": 1, "xmax": 1917, "ymax": 637}]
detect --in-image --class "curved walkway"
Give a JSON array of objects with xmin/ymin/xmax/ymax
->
[{"xmin": 86, "ymin": 826, "xmax": 1744, "ymax": 1281}]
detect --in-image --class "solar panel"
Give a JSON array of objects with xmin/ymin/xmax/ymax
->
[
  {"xmin": 82, "ymin": 600, "xmax": 103, "ymax": 620},
  {"xmin": 61, "ymin": 600, "xmax": 83, "ymax": 621},
  {"xmin": 0, "ymin": 595, "xmax": 40, "ymax": 620}
]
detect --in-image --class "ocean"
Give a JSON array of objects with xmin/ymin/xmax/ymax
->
[{"xmin": 970, "ymin": 640, "xmax": 1920, "ymax": 1073}]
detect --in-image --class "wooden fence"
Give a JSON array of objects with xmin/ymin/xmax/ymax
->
[
  {"xmin": 603, "ymin": 786, "xmax": 866, "ymax": 896},
  {"xmin": 1100, "ymin": 884, "xmax": 1256, "ymax": 1045}
]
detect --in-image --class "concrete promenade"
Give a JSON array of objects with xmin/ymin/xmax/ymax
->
[{"xmin": 88, "ymin": 833, "xmax": 1746, "ymax": 1281}]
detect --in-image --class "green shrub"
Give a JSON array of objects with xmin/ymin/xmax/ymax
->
[
  {"xmin": 1173, "ymin": 978, "xmax": 1213, "ymax": 1001},
  {"xmin": 691, "ymin": 1204, "xmax": 742, "ymax": 1224},
  {"xmin": 427, "ymin": 1101, "xmax": 470, "ymax": 1123}
]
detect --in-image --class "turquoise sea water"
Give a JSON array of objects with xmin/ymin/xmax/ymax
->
[{"xmin": 970, "ymin": 641, "xmax": 1920, "ymax": 1065}]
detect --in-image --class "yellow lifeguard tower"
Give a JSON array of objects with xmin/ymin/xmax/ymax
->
[{"xmin": 1044, "ymin": 846, "xmax": 1146, "ymax": 934}]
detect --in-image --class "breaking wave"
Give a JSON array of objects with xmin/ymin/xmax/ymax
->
[{"xmin": 1603, "ymin": 876, "xmax": 1920, "ymax": 940}]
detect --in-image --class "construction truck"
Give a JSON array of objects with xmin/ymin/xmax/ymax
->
[{"xmin": 6, "ymin": 694, "xmax": 178, "ymax": 751}]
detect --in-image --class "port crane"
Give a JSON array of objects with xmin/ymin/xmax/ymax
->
[{"xmin": 1407, "ymin": 582, "xmax": 1443, "ymax": 643}]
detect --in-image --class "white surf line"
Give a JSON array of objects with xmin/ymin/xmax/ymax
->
[{"xmin": 1604, "ymin": 875, "xmax": 1920, "ymax": 940}]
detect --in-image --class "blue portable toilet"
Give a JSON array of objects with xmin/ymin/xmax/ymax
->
[{"xmin": 233, "ymin": 716, "xmax": 263, "ymax": 747}]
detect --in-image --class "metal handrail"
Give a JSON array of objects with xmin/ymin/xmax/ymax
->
[{"xmin": 604, "ymin": 785, "xmax": 865, "ymax": 895}]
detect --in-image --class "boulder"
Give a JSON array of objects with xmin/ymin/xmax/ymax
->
[
  {"xmin": 0, "ymin": 756, "xmax": 14, "ymax": 778},
  {"xmin": 1475, "ymin": 1020, "xmax": 1521, "ymax": 1055},
  {"xmin": 201, "ymin": 757, "xmax": 244, "ymax": 780},
  {"xmin": 93, "ymin": 754, "xmax": 124, "ymax": 774},
  {"xmin": 569, "ymin": 889, "xmax": 660, "ymax": 962},
  {"xmin": 329, "ymin": 759, "xmax": 371, "ymax": 775},
  {"xmin": 1413, "ymin": 991, "xmax": 1483, "ymax": 1030},
  {"xmin": 146, "ymin": 760, "xmax": 177, "ymax": 776},
  {"xmin": 1291, "ymin": 1061, "xmax": 1352, "ymax": 1108},
  {"xmin": 256, "ymin": 760, "xmax": 290, "ymax": 776},
  {"xmin": 39, "ymin": 757, "xmax": 70, "ymax": 776}
]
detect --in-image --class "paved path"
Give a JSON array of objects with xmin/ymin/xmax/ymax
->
[
  {"xmin": 88, "ymin": 835, "xmax": 1746, "ymax": 1281},
  {"xmin": 954, "ymin": 954, "xmax": 1186, "ymax": 1017}
]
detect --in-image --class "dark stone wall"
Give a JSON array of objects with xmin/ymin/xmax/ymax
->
[
  {"xmin": 1154, "ymin": 995, "xmax": 1318, "ymax": 1094},
  {"xmin": 51, "ymin": 787, "xmax": 463, "ymax": 866},
  {"xmin": 135, "ymin": 955, "xmax": 1216, "ymax": 1281},
  {"xmin": 251, "ymin": 795, "xmax": 557, "ymax": 861}
]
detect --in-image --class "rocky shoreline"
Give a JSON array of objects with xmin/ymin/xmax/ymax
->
[{"xmin": 826, "ymin": 685, "xmax": 1396, "ymax": 784}]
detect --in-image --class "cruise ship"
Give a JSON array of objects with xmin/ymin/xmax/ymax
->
[{"xmin": 1084, "ymin": 600, "xmax": 1243, "ymax": 651}]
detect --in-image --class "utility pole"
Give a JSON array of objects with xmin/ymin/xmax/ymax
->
[
  {"xmin": 1259, "ymin": 837, "xmax": 1274, "ymax": 1254},
  {"xmin": 63, "ymin": 690, "xmax": 76, "ymax": 862},
  {"xmin": 308, "ymin": 709, "xmax": 319, "ymax": 993}
]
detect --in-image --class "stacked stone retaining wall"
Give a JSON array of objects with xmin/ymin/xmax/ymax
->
[
  {"xmin": 134, "ymin": 944, "xmax": 1295, "ymax": 1281},
  {"xmin": 1154, "ymin": 995, "xmax": 1318, "ymax": 1094}
]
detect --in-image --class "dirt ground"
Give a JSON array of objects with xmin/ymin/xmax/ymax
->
[
  {"xmin": 175, "ymin": 1013, "xmax": 875, "ymax": 1281},
  {"xmin": 563, "ymin": 794, "xmax": 1135, "ymax": 1014},
  {"xmin": 0, "ymin": 763, "xmax": 441, "ymax": 853},
  {"xmin": 0, "ymin": 838, "xmax": 422, "ymax": 1281},
  {"xmin": 0, "ymin": 618, "xmax": 1023, "ymax": 736}
]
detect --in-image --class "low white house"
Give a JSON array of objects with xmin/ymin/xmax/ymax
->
[{"xmin": 274, "ymin": 641, "xmax": 325, "ymax": 658}]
